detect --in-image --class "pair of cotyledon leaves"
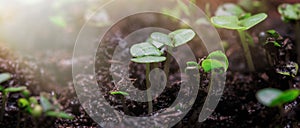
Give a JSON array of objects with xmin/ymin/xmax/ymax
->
[
  {"xmin": 256, "ymin": 88, "xmax": 300, "ymax": 107},
  {"xmin": 130, "ymin": 29, "xmax": 195, "ymax": 63},
  {"xmin": 212, "ymin": 3, "xmax": 267, "ymax": 30}
]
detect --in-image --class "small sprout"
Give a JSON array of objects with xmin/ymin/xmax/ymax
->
[
  {"xmin": 110, "ymin": 91, "xmax": 129, "ymax": 96},
  {"xmin": 29, "ymin": 96, "xmax": 38, "ymax": 105},
  {"xmin": 276, "ymin": 62, "xmax": 299, "ymax": 77},
  {"xmin": 0, "ymin": 73, "xmax": 11, "ymax": 84},
  {"xmin": 201, "ymin": 51, "xmax": 229, "ymax": 73},
  {"xmin": 267, "ymin": 30, "xmax": 280, "ymax": 39},
  {"xmin": 256, "ymin": 88, "xmax": 300, "ymax": 107},
  {"xmin": 45, "ymin": 111, "xmax": 74, "ymax": 119},
  {"xmin": 278, "ymin": 3, "xmax": 300, "ymax": 22}
]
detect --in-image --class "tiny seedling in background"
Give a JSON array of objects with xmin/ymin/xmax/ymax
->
[
  {"xmin": 130, "ymin": 42, "xmax": 166, "ymax": 114},
  {"xmin": 110, "ymin": 91, "xmax": 129, "ymax": 114},
  {"xmin": 150, "ymin": 29, "xmax": 196, "ymax": 78},
  {"xmin": 211, "ymin": 3, "xmax": 267, "ymax": 71},
  {"xmin": 256, "ymin": 88, "xmax": 300, "ymax": 107},
  {"xmin": 186, "ymin": 50, "xmax": 229, "ymax": 73},
  {"xmin": 278, "ymin": 3, "xmax": 300, "ymax": 64},
  {"xmin": 0, "ymin": 73, "xmax": 27, "ymax": 121},
  {"xmin": 276, "ymin": 62, "xmax": 299, "ymax": 77}
]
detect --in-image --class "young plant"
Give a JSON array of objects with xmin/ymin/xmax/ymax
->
[
  {"xmin": 186, "ymin": 50, "xmax": 229, "ymax": 73},
  {"xmin": 130, "ymin": 42, "xmax": 166, "ymax": 114},
  {"xmin": 256, "ymin": 88, "xmax": 300, "ymax": 108},
  {"xmin": 211, "ymin": 4, "xmax": 267, "ymax": 71},
  {"xmin": 110, "ymin": 91, "xmax": 129, "ymax": 114},
  {"xmin": 0, "ymin": 73, "xmax": 27, "ymax": 121},
  {"xmin": 150, "ymin": 29, "xmax": 196, "ymax": 77},
  {"xmin": 278, "ymin": 3, "xmax": 300, "ymax": 63},
  {"xmin": 18, "ymin": 92, "xmax": 74, "ymax": 127}
]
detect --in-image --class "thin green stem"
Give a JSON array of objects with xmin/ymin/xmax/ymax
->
[
  {"xmin": 145, "ymin": 63, "xmax": 153, "ymax": 114},
  {"xmin": 164, "ymin": 47, "xmax": 172, "ymax": 82},
  {"xmin": 295, "ymin": 21, "xmax": 300, "ymax": 64},
  {"xmin": 238, "ymin": 30, "xmax": 255, "ymax": 71},
  {"xmin": 0, "ymin": 92, "xmax": 7, "ymax": 121}
]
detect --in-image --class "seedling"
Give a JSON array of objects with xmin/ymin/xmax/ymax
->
[
  {"xmin": 278, "ymin": 3, "xmax": 300, "ymax": 63},
  {"xmin": 150, "ymin": 29, "xmax": 196, "ymax": 77},
  {"xmin": 256, "ymin": 88, "xmax": 300, "ymax": 107},
  {"xmin": 110, "ymin": 91, "xmax": 129, "ymax": 114},
  {"xmin": 0, "ymin": 73, "xmax": 27, "ymax": 121},
  {"xmin": 186, "ymin": 51, "xmax": 229, "ymax": 73},
  {"xmin": 211, "ymin": 4, "xmax": 267, "ymax": 71},
  {"xmin": 17, "ymin": 92, "xmax": 74, "ymax": 127},
  {"xmin": 276, "ymin": 62, "xmax": 299, "ymax": 77},
  {"xmin": 130, "ymin": 42, "xmax": 166, "ymax": 114}
]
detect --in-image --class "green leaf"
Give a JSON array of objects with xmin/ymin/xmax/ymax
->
[
  {"xmin": 4, "ymin": 86, "xmax": 26, "ymax": 93},
  {"xmin": 131, "ymin": 56, "xmax": 166, "ymax": 63},
  {"xmin": 215, "ymin": 3, "xmax": 245, "ymax": 17},
  {"xmin": 0, "ymin": 86, "xmax": 4, "ymax": 91},
  {"xmin": 201, "ymin": 59, "xmax": 227, "ymax": 72},
  {"xmin": 40, "ymin": 96, "xmax": 53, "ymax": 112},
  {"xmin": 239, "ymin": 13, "xmax": 268, "ymax": 30},
  {"xmin": 276, "ymin": 62, "xmax": 298, "ymax": 77},
  {"xmin": 130, "ymin": 42, "xmax": 162, "ymax": 57},
  {"xmin": 271, "ymin": 89, "xmax": 300, "ymax": 107},
  {"xmin": 256, "ymin": 88, "xmax": 283, "ymax": 107},
  {"xmin": 278, "ymin": 3, "xmax": 300, "ymax": 21},
  {"xmin": 0, "ymin": 73, "xmax": 11, "ymax": 84},
  {"xmin": 29, "ymin": 96, "xmax": 38, "ymax": 105},
  {"xmin": 169, "ymin": 29, "xmax": 196, "ymax": 47},
  {"xmin": 150, "ymin": 32, "xmax": 172, "ymax": 47},
  {"xmin": 110, "ymin": 91, "xmax": 129, "ymax": 96},
  {"xmin": 186, "ymin": 61, "xmax": 200, "ymax": 70},
  {"xmin": 211, "ymin": 16, "xmax": 244, "ymax": 30},
  {"xmin": 206, "ymin": 51, "xmax": 229, "ymax": 71},
  {"xmin": 45, "ymin": 111, "xmax": 74, "ymax": 119},
  {"xmin": 18, "ymin": 98, "xmax": 30, "ymax": 109}
]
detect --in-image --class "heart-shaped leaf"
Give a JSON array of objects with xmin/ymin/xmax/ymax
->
[
  {"xmin": 150, "ymin": 32, "xmax": 172, "ymax": 47},
  {"xmin": 256, "ymin": 88, "xmax": 283, "ymax": 107},
  {"xmin": 130, "ymin": 42, "xmax": 162, "ymax": 57},
  {"xmin": 215, "ymin": 3, "xmax": 245, "ymax": 17},
  {"xmin": 0, "ymin": 73, "xmax": 11, "ymax": 84},
  {"xmin": 239, "ymin": 13, "xmax": 268, "ymax": 30},
  {"xmin": 131, "ymin": 56, "xmax": 166, "ymax": 63},
  {"xmin": 169, "ymin": 29, "xmax": 196, "ymax": 47},
  {"xmin": 211, "ymin": 16, "xmax": 244, "ymax": 30}
]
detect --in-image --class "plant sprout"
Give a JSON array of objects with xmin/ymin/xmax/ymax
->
[
  {"xmin": 150, "ymin": 29, "xmax": 196, "ymax": 77},
  {"xmin": 0, "ymin": 73, "xmax": 27, "ymax": 121},
  {"xmin": 18, "ymin": 92, "xmax": 74, "ymax": 122},
  {"xmin": 278, "ymin": 3, "xmax": 300, "ymax": 63},
  {"xmin": 211, "ymin": 4, "xmax": 267, "ymax": 71},
  {"xmin": 186, "ymin": 51, "xmax": 229, "ymax": 73},
  {"xmin": 256, "ymin": 88, "xmax": 300, "ymax": 107},
  {"xmin": 130, "ymin": 42, "xmax": 166, "ymax": 114},
  {"xmin": 276, "ymin": 62, "xmax": 299, "ymax": 77},
  {"xmin": 110, "ymin": 91, "xmax": 129, "ymax": 114}
]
